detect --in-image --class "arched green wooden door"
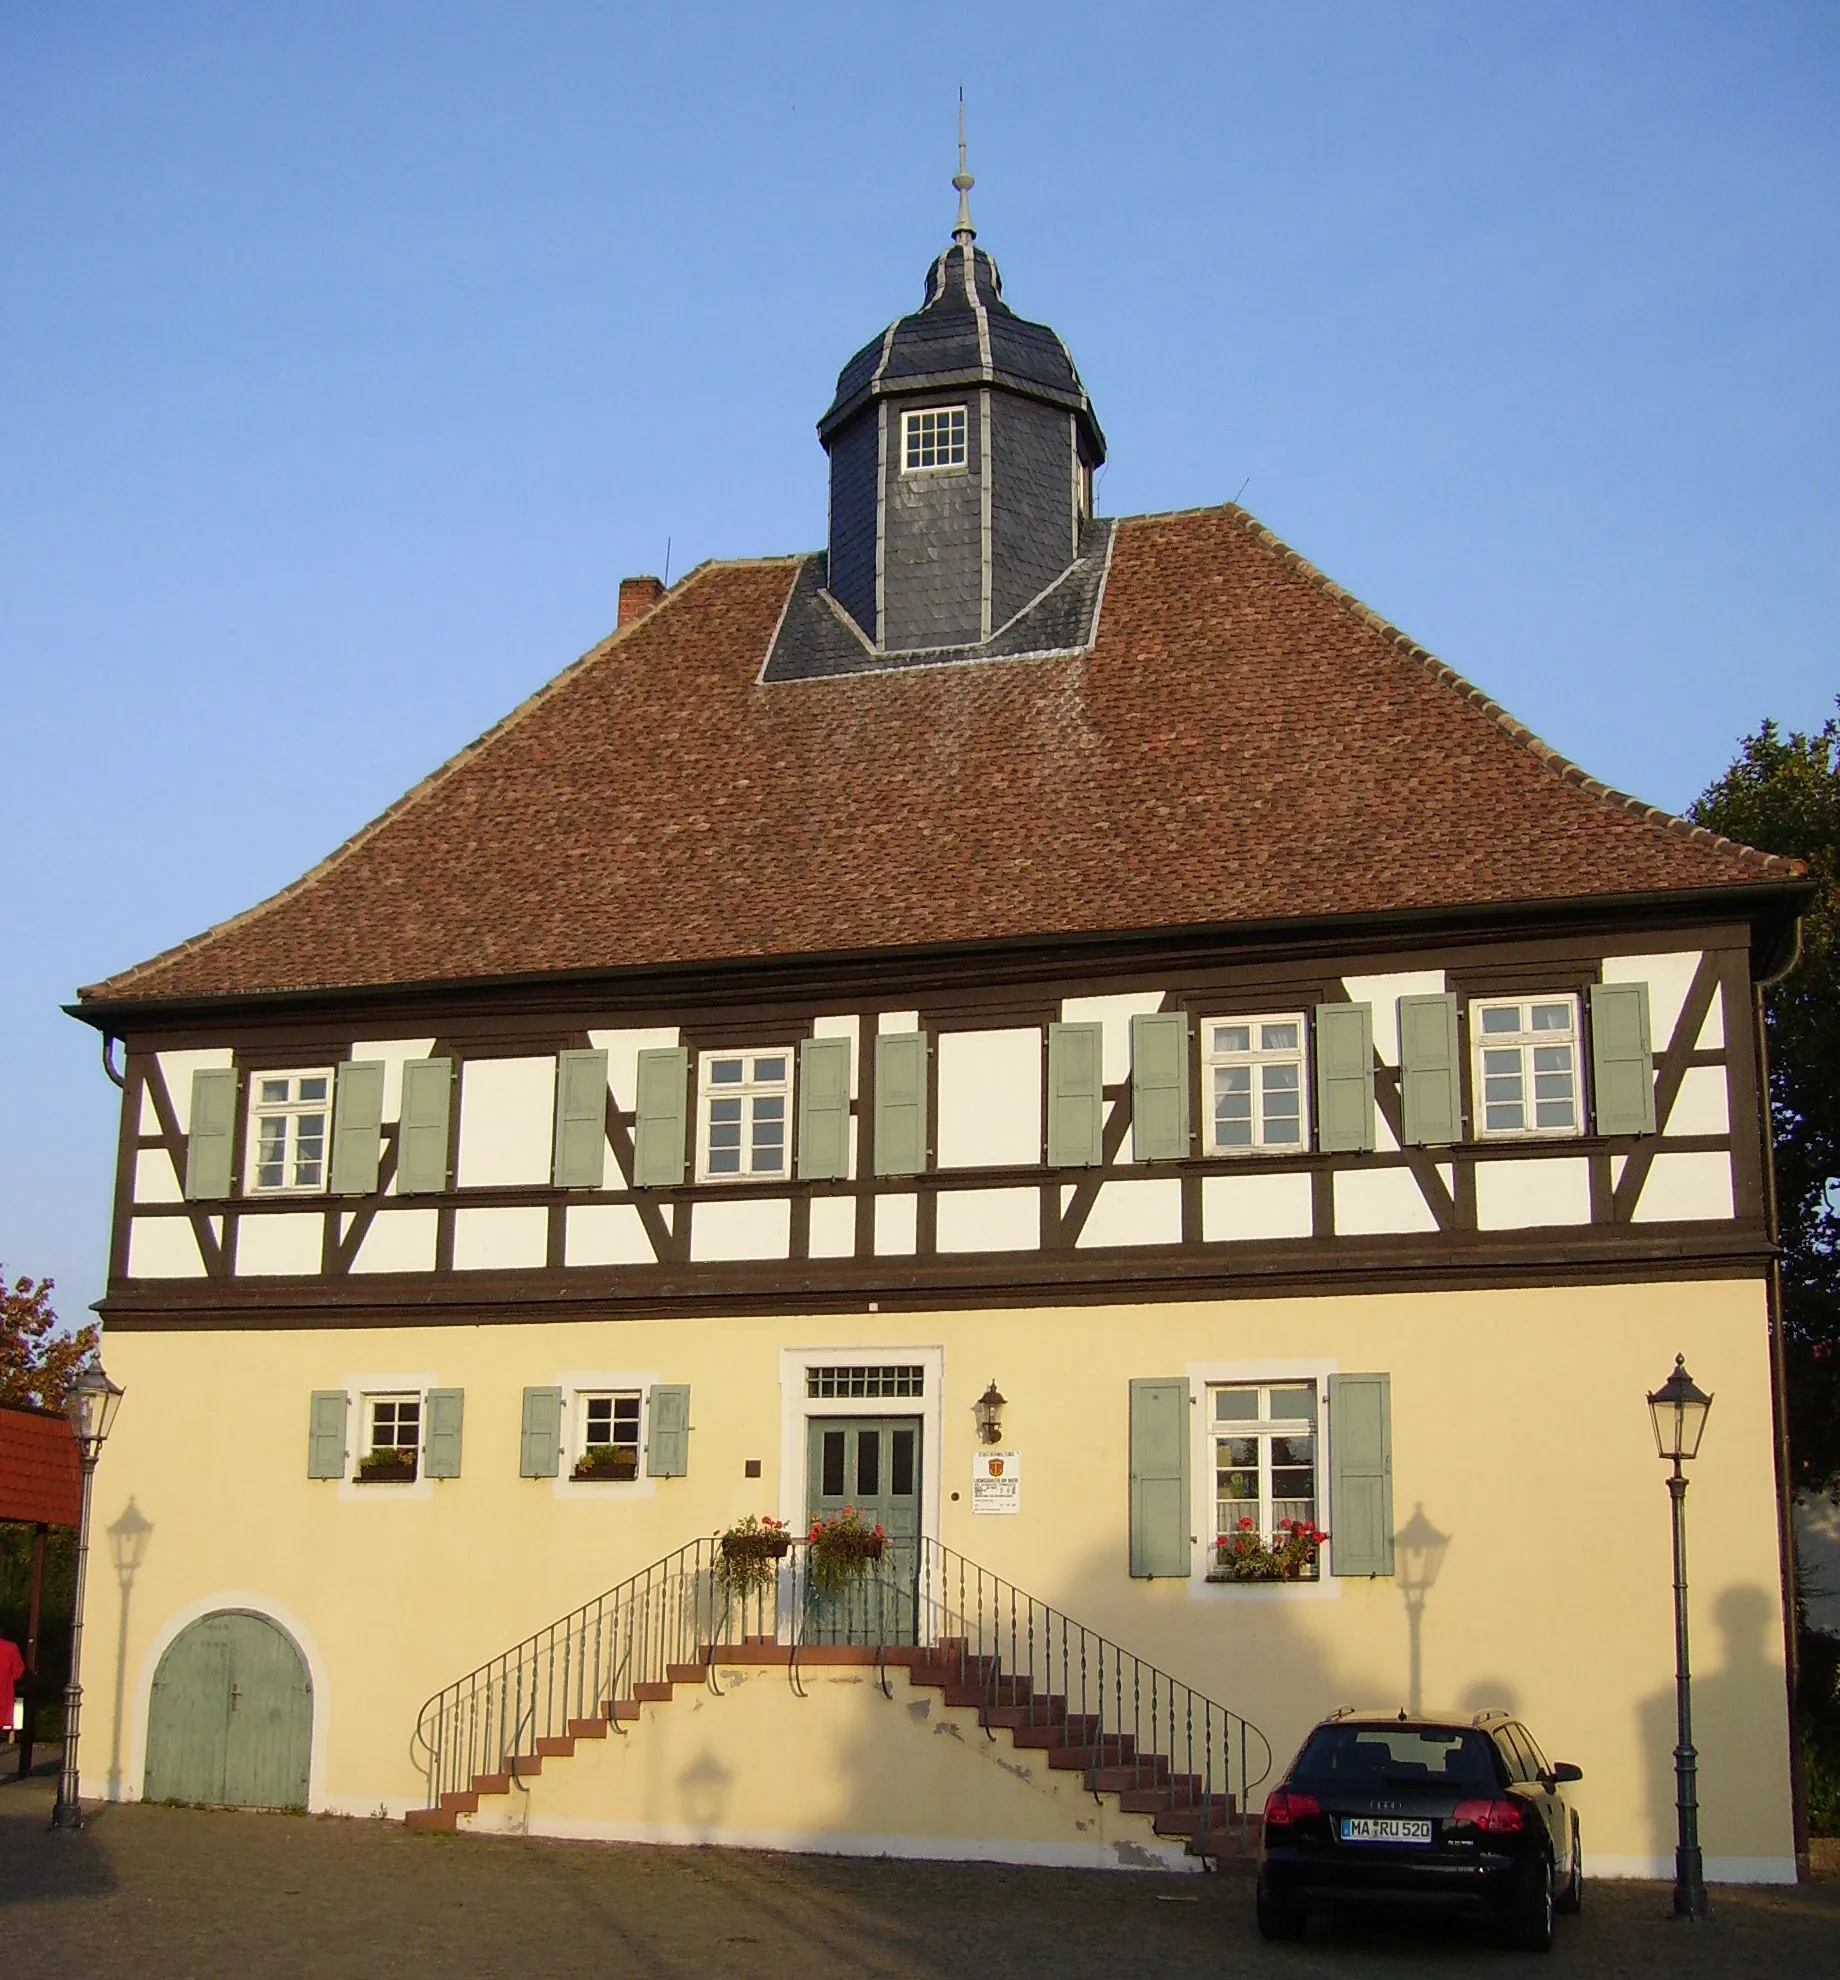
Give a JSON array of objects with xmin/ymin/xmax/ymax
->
[{"xmin": 145, "ymin": 1611, "xmax": 312, "ymax": 1810}]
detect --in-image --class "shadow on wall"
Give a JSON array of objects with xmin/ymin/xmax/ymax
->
[
  {"xmin": 1638, "ymin": 1583, "xmax": 1782, "ymax": 1866},
  {"xmin": 103, "ymin": 1497, "xmax": 153, "ymax": 1801}
]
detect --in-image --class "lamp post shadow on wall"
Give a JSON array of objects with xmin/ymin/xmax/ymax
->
[
  {"xmin": 1648, "ymin": 1353, "xmax": 1713, "ymax": 1921},
  {"xmin": 1394, "ymin": 1503, "xmax": 1451, "ymax": 1716},
  {"xmin": 51, "ymin": 1361, "xmax": 124, "ymax": 1833},
  {"xmin": 105, "ymin": 1498, "xmax": 153, "ymax": 1800}
]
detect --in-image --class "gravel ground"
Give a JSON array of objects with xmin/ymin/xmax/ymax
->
[{"xmin": 4, "ymin": 1768, "xmax": 1838, "ymax": 1979}]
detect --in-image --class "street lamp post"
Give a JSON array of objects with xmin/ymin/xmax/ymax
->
[
  {"xmin": 1647, "ymin": 1353, "xmax": 1713, "ymax": 1921},
  {"xmin": 51, "ymin": 1361, "xmax": 125, "ymax": 1832}
]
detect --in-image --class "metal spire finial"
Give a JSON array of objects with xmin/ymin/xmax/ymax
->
[{"xmin": 952, "ymin": 88, "xmax": 976, "ymax": 247}]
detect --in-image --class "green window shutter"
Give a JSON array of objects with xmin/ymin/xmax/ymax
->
[
  {"xmin": 874, "ymin": 1032, "xmax": 929, "ymax": 1178},
  {"xmin": 1128, "ymin": 1377, "xmax": 1191, "ymax": 1579},
  {"xmin": 632, "ymin": 1047, "xmax": 689, "ymax": 1188},
  {"xmin": 184, "ymin": 1066, "xmax": 238, "ymax": 1200},
  {"xmin": 1315, "ymin": 1003, "xmax": 1376, "ymax": 1155},
  {"xmin": 1589, "ymin": 982, "xmax": 1656, "ymax": 1136},
  {"xmin": 1046, "ymin": 1021, "xmax": 1104, "ymax": 1168},
  {"xmin": 552, "ymin": 1049, "xmax": 609, "ymax": 1188},
  {"xmin": 519, "ymin": 1386, "xmax": 562, "ymax": 1479},
  {"xmin": 1398, "ymin": 993, "xmax": 1462, "ymax": 1147},
  {"xmin": 329, "ymin": 1060, "xmax": 385, "ymax": 1196},
  {"xmin": 307, "ymin": 1390, "xmax": 348, "ymax": 1479},
  {"xmin": 647, "ymin": 1384, "xmax": 691, "ymax": 1478},
  {"xmin": 797, "ymin": 1036, "xmax": 852, "ymax": 1182},
  {"xmin": 1130, "ymin": 1012, "xmax": 1190, "ymax": 1163},
  {"xmin": 1329, "ymin": 1372, "xmax": 1395, "ymax": 1577},
  {"xmin": 423, "ymin": 1388, "xmax": 465, "ymax": 1480},
  {"xmin": 396, "ymin": 1057, "xmax": 454, "ymax": 1196}
]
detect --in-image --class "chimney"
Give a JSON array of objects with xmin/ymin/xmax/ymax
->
[{"xmin": 618, "ymin": 575, "xmax": 666, "ymax": 627}]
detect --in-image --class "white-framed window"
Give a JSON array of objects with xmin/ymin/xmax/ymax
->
[
  {"xmin": 1202, "ymin": 1015, "xmax": 1309, "ymax": 1155},
  {"xmin": 367, "ymin": 1394, "xmax": 420, "ymax": 1455},
  {"xmin": 574, "ymin": 1391, "xmax": 642, "ymax": 1481},
  {"xmin": 1211, "ymin": 1381, "xmax": 1320, "ymax": 1561},
  {"xmin": 248, "ymin": 1068, "xmax": 334, "ymax": 1192},
  {"xmin": 697, "ymin": 1049, "xmax": 793, "ymax": 1182},
  {"xmin": 901, "ymin": 405, "xmax": 967, "ymax": 472},
  {"xmin": 1470, "ymin": 996, "xmax": 1583, "ymax": 1138}
]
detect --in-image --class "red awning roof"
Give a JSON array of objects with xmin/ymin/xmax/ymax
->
[{"xmin": 0, "ymin": 1403, "xmax": 82, "ymax": 1528}]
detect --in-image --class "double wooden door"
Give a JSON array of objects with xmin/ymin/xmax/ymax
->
[
  {"xmin": 805, "ymin": 1416, "xmax": 922, "ymax": 1644},
  {"xmin": 144, "ymin": 1611, "xmax": 311, "ymax": 1810}
]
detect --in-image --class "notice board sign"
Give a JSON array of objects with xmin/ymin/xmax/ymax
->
[{"xmin": 971, "ymin": 1449, "xmax": 1021, "ymax": 1516}]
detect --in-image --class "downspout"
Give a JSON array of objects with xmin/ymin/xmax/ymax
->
[{"xmin": 1754, "ymin": 918, "xmax": 1806, "ymax": 1878}]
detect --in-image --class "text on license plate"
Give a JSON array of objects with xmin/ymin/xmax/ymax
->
[{"xmin": 1341, "ymin": 1817, "xmax": 1433, "ymax": 1844}]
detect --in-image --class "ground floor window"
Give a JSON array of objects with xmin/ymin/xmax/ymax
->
[
  {"xmin": 575, "ymin": 1391, "xmax": 642, "ymax": 1481},
  {"xmin": 1210, "ymin": 1381, "xmax": 1320, "ymax": 1578}
]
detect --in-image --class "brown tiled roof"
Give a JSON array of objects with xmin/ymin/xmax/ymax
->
[
  {"xmin": 0, "ymin": 1404, "xmax": 81, "ymax": 1528},
  {"xmin": 81, "ymin": 505, "xmax": 1798, "ymax": 1005}
]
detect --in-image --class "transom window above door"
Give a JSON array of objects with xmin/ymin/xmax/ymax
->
[
  {"xmin": 901, "ymin": 405, "xmax": 967, "ymax": 472},
  {"xmin": 697, "ymin": 1050, "xmax": 793, "ymax": 1181},
  {"xmin": 1470, "ymin": 996, "xmax": 1583, "ymax": 1138},
  {"xmin": 1202, "ymin": 1016, "xmax": 1309, "ymax": 1154},
  {"xmin": 248, "ymin": 1069, "xmax": 334, "ymax": 1192},
  {"xmin": 1211, "ymin": 1381, "xmax": 1319, "ymax": 1559}
]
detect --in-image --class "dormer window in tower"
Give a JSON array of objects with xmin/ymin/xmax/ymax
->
[{"xmin": 902, "ymin": 406, "xmax": 968, "ymax": 473}]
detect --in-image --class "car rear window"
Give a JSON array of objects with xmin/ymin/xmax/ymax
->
[{"xmin": 1291, "ymin": 1725, "xmax": 1501, "ymax": 1792}]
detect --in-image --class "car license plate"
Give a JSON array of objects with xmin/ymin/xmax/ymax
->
[{"xmin": 1341, "ymin": 1817, "xmax": 1432, "ymax": 1844}]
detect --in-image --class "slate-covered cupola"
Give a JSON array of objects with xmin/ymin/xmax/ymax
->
[{"xmin": 818, "ymin": 133, "xmax": 1106, "ymax": 653}]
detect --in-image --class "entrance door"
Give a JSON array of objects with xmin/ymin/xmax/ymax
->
[
  {"xmin": 805, "ymin": 1417, "xmax": 922, "ymax": 1644},
  {"xmin": 144, "ymin": 1611, "xmax": 312, "ymax": 1809}
]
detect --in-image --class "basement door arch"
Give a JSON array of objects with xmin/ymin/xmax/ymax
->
[{"xmin": 143, "ymin": 1610, "xmax": 312, "ymax": 1810}]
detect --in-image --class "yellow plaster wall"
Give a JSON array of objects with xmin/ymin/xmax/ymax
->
[{"xmin": 79, "ymin": 1277, "xmax": 1794, "ymax": 1878}]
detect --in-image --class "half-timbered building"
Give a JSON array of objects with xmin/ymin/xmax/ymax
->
[{"xmin": 68, "ymin": 171, "xmax": 1807, "ymax": 1880}]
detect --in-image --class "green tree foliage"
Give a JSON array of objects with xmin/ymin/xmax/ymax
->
[
  {"xmin": 0, "ymin": 1269, "xmax": 97, "ymax": 1412},
  {"xmin": 1691, "ymin": 705, "xmax": 1840, "ymax": 1491}
]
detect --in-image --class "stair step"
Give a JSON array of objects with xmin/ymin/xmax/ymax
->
[
  {"xmin": 606, "ymin": 1701, "xmax": 642, "ymax": 1722},
  {"xmin": 473, "ymin": 1773, "xmax": 511, "ymax": 1797},
  {"xmin": 567, "ymin": 1717, "xmax": 609, "ymax": 1739},
  {"xmin": 712, "ymin": 1644, "xmax": 793, "ymax": 1667},
  {"xmin": 508, "ymin": 1755, "xmax": 543, "ymax": 1777},
  {"xmin": 1188, "ymin": 1826, "xmax": 1261, "ymax": 1874},
  {"xmin": 1047, "ymin": 1736, "xmax": 1136, "ymax": 1771},
  {"xmin": 1152, "ymin": 1796, "xmax": 1234, "ymax": 1838},
  {"xmin": 534, "ymin": 1736, "xmax": 575, "ymax": 1758},
  {"xmin": 437, "ymin": 1789, "xmax": 480, "ymax": 1815},
  {"xmin": 1089, "ymin": 1761, "xmax": 1171, "ymax": 1793},
  {"xmin": 405, "ymin": 1807, "xmax": 457, "ymax": 1833},
  {"xmin": 631, "ymin": 1682, "xmax": 674, "ymax": 1703},
  {"xmin": 984, "ymin": 1701, "xmax": 1068, "ymax": 1730},
  {"xmin": 1011, "ymin": 1714, "xmax": 1098, "ymax": 1749},
  {"xmin": 665, "ymin": 1662, "xmax": 709, "ymax": 1684}
]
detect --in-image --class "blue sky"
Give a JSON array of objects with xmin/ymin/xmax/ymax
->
[{"xmin": 2, "ymin": 3, "xmax": 1835, "ymax": 1331}]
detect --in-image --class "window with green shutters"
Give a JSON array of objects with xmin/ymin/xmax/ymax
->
[
  {"xmin": 1588, "ymin": 981, "xmax": 1656, "ymax": 1136},
  {"xmin": 184, "ymin": 1066, "xmax": 239, "ymax": 1200},
  {"xmin": 1128, "ymin": 1377, "xmax": 1191, "ymax": 1578},
  {"xmin": 646, "ymin": 1384, "xmax": 691, "ymax": 1478},
  {"xmin": 329, "ymin": 1061, "xmax": 385, "ymax": 1196},
  {"xmin": 306, "ymin": 1390, "xmax": 348, "ymax": 1479},
  {"xmin": 874, "ymin": 1032, "xmax": 928, "ymax": 1177},
  {"xmin": 552, "ymin": 1049, "xmax": 609, "ymax": 1188},
  {"xmin": 1313, "ymin": 1003, "xmax": 1375, "ymax": 1155},
  {"xmin": 396, "ymin": 1057, "xmax": 454, "ymax": 1196},
  {"xmin": 797, "ymin": 1036, "xmax": 852, "ymax": 1181},
  {"xmin": 1328, "ymin": 1372, "xmax": 1395, "ymax": 1577},
  {"xmin": 632, "ymin": 1047, "xmax": 689, "ymax": 1188},
  {"xmin": 1130, "ymin": 1012, "xmax": 1190, "ymax": 1163},
  {"xmin": 1398, "ymin": 993, "xmax": 1461, "ymax": 1147},
  {"xmin": 520, "ymin": 1386, "xmax": 563, "ymax": 1478},
  {"xmin": 423, "ymin": 1388, "xmax": 465, "ymax": 1480},
  {"xmin": 1047, "ymin": 1022, "xmax": 1104, "ymax": 1168}
]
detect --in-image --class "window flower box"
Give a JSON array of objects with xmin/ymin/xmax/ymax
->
[
  {"xmin": 356, "ymin": 1448, "xmax": 418, "ymax": 1484},
  {"xmin": 1206, "ymin": 1517, "xmax": 1326, "ymax": 1584},
  {"xmin": 571, "ymin": 1444, "xmax": 639, "ymax": 1482},
  {"xmin": 806, "ymin": 1508, "xmax": 886, "ymax": 1598}
]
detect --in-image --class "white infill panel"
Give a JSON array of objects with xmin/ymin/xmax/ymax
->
[
  {"xmin": 134, "ymin": 1149, "xmax": 183, "ymax": 1204},
  {"xmin": 347, "ymin": 1039, "xmax": 439, "ymax": 1123},
  {"xmin": 1338, "ymin": 972, "xmax": 1446, "ymax": 1066},
  {"xmin": 453, "ymin": 1205, "xmax": 549, "ymax": 1269},
  {"xmin": 153, "ymin": 1048, "xmax": 235, "ymax": 1132},
  {"xmin": 564, "ymin": 1204, "xmax": 655, "ymax": 1267},
  {"xmin": 1474, "ymin": 1158, "xmax": 1591, "ymax": 1231},
  {"xmin": 126, "ymin": 1218, "xmax": 208, "ymax": 1278},
  {"xmin": 1333, "ymin": 1168, "xmax": 1438, "ymax": 1236},
  {"xmin": 1600, "ymin": 951, "xmax": 1703, "ymax": 1047},
  {"xmin": 1695, "ymin": 987, "xmax": 1725, "ymax": 1050},
  {"xmin": 1666, "ymin": 1066, "xmax": 1730, "ymax": 1137},
  {"xmin": 1631, "ymin": 1153, "xmax": 1734, "ymax": 1223},
  {"xmin": 690, "ymin": 1197, "xmax": 791, "ymax": 1262},
  {"xmin": 875, "ymin": 1194, "xmax": 918, "ymax": 1256},
  {"xmin": 1076, "ymin": 1178, "xmax": 1182, "ymax": 1248},
  {"xmin": 1201, "ymin": 1171, "xmax": 1312, "ymax": 1242},
  {"xmin": 936, "ymin": 1030, "xmax": 1041, "ymax": 1169},
  {"xmin": 457, "ymin": 1058, "xmax": 558, "ymax": 1187},
  {"xmin": 589, "ymin": 1028, "xmax": 682, "ymax": 1113},
  {"xmin": 236, "ymin": 1212, "xmax": 324, "ymax": 1275},
  {"xmin": 808, "ymin": 1197, "xmax": 857, "ymax": 1258},
  {"xmin": 937, "ymin": 1187, "xmax": 1038, "ymax": 1252},
  {"xmin": 351, "ymin": 1209, "xmax": 439, "ymax": 1274}
]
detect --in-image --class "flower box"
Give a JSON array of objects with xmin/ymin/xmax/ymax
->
[
  {"xmin": 1206, "ymin": 1517, "xmax": 1325, "ymax": 1584},
  {"xmin": 571, "ymin": 1445, "xmax": 640, "ymax": 1482},
  {"xmin": 806, "ymin": 1509, "xmax": 887, "ymax": 1597},
  {"xmin": 718, "ymin": 1517, "xmax": 792, "ymax": 1595},
  {"xmin": 356, "ymin": 1449, "xmax": 417, "ymax": 1484}
]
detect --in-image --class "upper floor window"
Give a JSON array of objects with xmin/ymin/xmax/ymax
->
[
  {"xmin": 1471, "ymin": 997, "xmax": 1582, "ymax": 1138},
  {"xmin": 367, "ymin": 1393, "xmax": 420, "ymax": 1455},
  {"xmin": 697, "ymin": 1049, "xmax": 792, "ymax": 1181},
  {"xmin": 902, "ymin": 405, "xmax": 967, "ymax": 472},
  {"xmin": 249, "ymin": 1069, "xmax": 333, "ymax": 1192},
  {"xmin": 1203, "ymin": 1016, "xmax": 1309, "ymax": 1155}
]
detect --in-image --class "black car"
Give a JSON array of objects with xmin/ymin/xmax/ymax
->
[{"xmin": 1255, "ymin": 1710, "xmax": 1583, "ymax": 1951}]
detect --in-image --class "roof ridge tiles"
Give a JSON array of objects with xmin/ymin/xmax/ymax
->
[{"xmin": 1212, "ymin": 503, "xmax": 1800, "ymax": 883}]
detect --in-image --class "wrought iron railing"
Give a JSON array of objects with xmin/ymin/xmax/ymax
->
[{"xmin": 412, "ymin": 1534, "xmax": 1273, "ymax": 1840}]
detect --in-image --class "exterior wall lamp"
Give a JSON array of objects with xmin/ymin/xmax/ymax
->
[
  {"xmin": 52, "ymin": 1360, "xmax": 124, "ymax": 1832},
  {"xmin": 1646, "ymin": 1353, "xmax": 1713, "ymax": 1919},
  {"xmin": 973, "ymin": 1380, "xmax": 1007, "ymax": 1446}
]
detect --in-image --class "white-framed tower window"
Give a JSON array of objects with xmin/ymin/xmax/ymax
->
[
  {"xmin": 1470, "ymin": 996, "xmax": 1583, "ymax": 1138},
  {"xmin": 1211, "ymin": 1381, "xmax": 1319, "ymax": 1557},
  {"xmin": 901, "ymin": 405, "xmax": 967, "ymax": 472},
  {"xmin": 1202, "ymin": 1016, "xmax": 1309, "ymax": 1154},
  {"xmin": 697, "ymin": 1049, "xmax": 794, "ymax": 1181},
  {"xmin": 575, "ymin": 1391, "xmax": 642, "ymax": 1481},
  {"xmin": 248, "ymin": 1068, "xmax": 334, "ymax": 1192}
]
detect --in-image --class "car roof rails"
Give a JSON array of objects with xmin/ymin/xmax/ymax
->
[{"xmin": 1470, "ymin": 1709, "xmax": 1513, "ymax": 1728}]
